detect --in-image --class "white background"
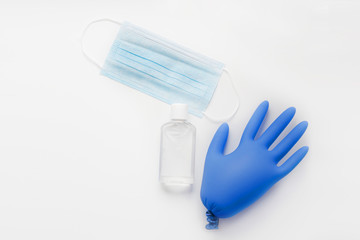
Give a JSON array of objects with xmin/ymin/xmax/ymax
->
[{"xmin": 0, "ymin": 0, "xmax": 359, "ymax": 239}]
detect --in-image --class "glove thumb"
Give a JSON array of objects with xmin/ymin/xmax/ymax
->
[{"xmin": 208, "ymin": 123, "xmax": 229, "ymax": 156}]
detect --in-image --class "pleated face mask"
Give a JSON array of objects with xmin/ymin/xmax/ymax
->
[{"xmin": 82, "ymin": 19, "xmax": 239, "ymax": 122}]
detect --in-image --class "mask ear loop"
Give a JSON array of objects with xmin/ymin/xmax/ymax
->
[
  {"xmin": 81, "ymin": 18, "xmax": 122, "ymax": 70},
  {"xmin": 202, "ymin": 68, "xmax": 240, "ymax": 123}
]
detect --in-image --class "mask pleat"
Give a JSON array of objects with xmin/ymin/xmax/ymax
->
[{"xmin": 101, "ymin": 22, "xmax": 224, "ymax": 117}]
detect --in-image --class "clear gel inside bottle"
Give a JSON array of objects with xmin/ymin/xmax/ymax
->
[{"xmin": 159, "ymin": 104, "xmax": 196, "ymax": 186}]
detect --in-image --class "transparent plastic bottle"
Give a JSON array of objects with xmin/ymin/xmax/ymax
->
[{"xmin": 159, "ymin": 104, "xmax": 196, "ymax": 185}]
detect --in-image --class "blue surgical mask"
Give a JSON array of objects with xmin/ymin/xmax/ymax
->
[{"xmin": 82, "ymin": 19, "xmax": 239, "ymax": 122}]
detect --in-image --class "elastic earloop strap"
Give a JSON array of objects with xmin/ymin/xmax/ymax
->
[
  {"xmin": 81, "ymin": 18, "xmax": 122, "ymax": 70},
  {"xmin": 202, "ymin": 68, "xmax": 240, "ymax": 123}
]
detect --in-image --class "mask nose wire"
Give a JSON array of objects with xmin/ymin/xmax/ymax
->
[
  {"xmin": 202, "ymin": 68, "xmax": 240, "ymax": 123},
  {"xmin": 81, "ymin": 18, "xmax": 122, "ymax": 70}
]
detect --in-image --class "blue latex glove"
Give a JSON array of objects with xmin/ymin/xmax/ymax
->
[{"xmin": 201, "ymin": 101, "xmax": 309, "ymax": 229}]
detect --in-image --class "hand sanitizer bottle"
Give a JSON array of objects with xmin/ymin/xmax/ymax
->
[{"xmin": 159, "ymin": 104, "xmax": 196, "ymax": 186}]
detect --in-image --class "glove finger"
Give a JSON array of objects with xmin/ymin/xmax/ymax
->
[
  {"xmin": 207, "ymin": 123, "xmax": 229, "ymax": 156},
  {"xmin": 277, "ymin": 146, "xmax": 309, "ymax": 177},
  {"xmin": 271, "ymin": 121, "xmax": 308, "ymax": 161},
  {"xmin": 258, "ymin": 107, "xmax": 296, "ymax": 148},
  {"xmin": 241, "ymin": 101, "xmax": 269, "ymax": 142}
]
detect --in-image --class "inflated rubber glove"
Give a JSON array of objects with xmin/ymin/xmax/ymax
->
[{"xmin": 200, "ymin": 101, "xmax": 309, "ymax": 229}]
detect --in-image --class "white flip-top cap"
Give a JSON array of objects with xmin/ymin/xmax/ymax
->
[{"xmin": 171, "ymin": 104, "xmax": 188, "ymax": 120}]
